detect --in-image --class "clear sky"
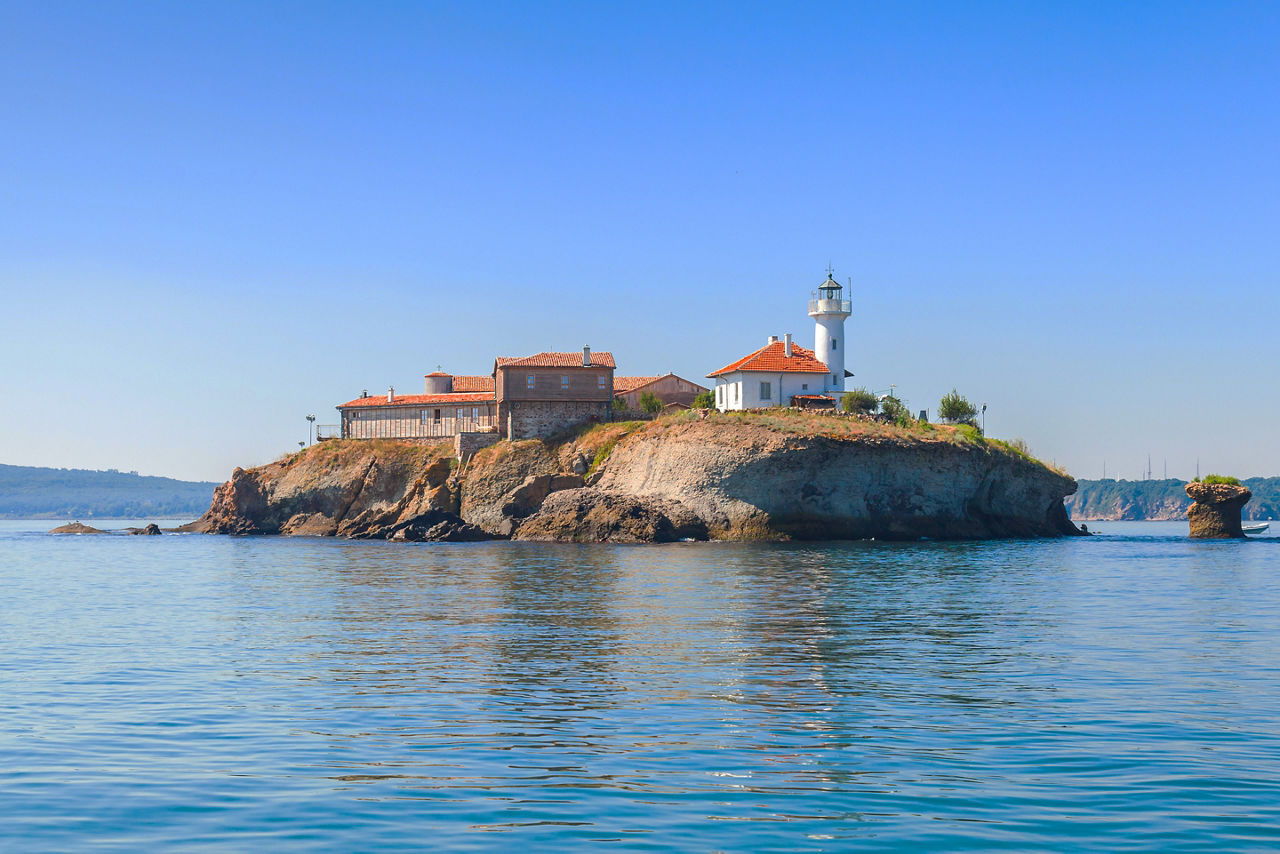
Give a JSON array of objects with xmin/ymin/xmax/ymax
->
[{"xmin": 2, "ymin": 1, "xmax": 1277, "ymax": 483}]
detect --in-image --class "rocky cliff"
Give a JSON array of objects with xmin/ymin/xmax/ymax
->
[{"xmin": 188, "ymin": 412, "xmax": 1081, "ymax": 542}]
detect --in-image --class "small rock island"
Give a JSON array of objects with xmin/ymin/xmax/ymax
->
[
  {"xmin": 1186, "ymin": 478, "xmax": 1252, "ymax": 538},
  {"xmin": 183, "ymin": 411, "xmax": 1082, "ymax": 543}
]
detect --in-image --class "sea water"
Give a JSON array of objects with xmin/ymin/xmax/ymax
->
[{"xmin": 3, "ymin": 519, "xmax": 1279, "ymax": 850}]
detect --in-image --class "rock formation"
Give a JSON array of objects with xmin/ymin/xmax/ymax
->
[
  {"xmin": 185, "ymin": 414, "xmax": 1082, "ymax": 542},
  {"xmin": 125, "ymin": 523, "xmax": 163, "ymax": 535},
  {"xmin": 49, "ymin": 521, "xmax": 107, "ymax": 534},
  {"xmin": 1186, "ymin": 481, "xmax": 1252, "ymax": 538}
]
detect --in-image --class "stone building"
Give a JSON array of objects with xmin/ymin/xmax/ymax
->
[
  {"xmin": 613, "ymin": 373, "xmax": 708, "ymax": 409},
  {"xmin": 337, "ymin": 347, "xmax": 615, "ymax": 441},
  {"xmin": 495, "ymin": 348, "xmax": 615, "ymax": 439}
]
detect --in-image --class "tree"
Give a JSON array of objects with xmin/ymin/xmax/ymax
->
[
  {"xmin": 639, "ymin": 391, "xmax": 664, "ymax": 414},
  {"xmin": 938, "ymin": 388, "xmax": 978, "ymax": 426},
  {"xmin": 612, "ymin": 396, "xmax": 626, "ymax": 411},
  {"xmin": 691, "ymin": 390, "xmax": 715, "ymax": 409},
  {"xmin": 880, "ymin": 395, "xmax": 910, "ymax": 425},
  {"xmin": 840, "ymin": 387, "xmax": 878, "ymax": 415}
]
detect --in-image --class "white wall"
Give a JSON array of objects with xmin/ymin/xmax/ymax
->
[{"xmin": 715, "ymin": 372, "xmax": 830, "ymax": 410}]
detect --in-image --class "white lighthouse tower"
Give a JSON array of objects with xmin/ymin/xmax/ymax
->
[{"xmin": 808, "ymin": 270, "xmax": 852, "ymax": 394}]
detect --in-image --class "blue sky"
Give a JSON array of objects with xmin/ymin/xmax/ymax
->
[{"xmin": 2, "ymin": 1, "xmax": 1277, "ymax": 482}]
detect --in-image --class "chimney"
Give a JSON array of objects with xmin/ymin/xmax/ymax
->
[
  {"xmin": 582, "ymin": 345, "xmax": 591, "ymax": 367},
  {"xmin": 387, "ymin": 386, "xmax": 395, "ymax": 403},
  {"xmin": 361, "ymin": 389, "xmax": 368, "ymax": 399},
  {"xmin": 768, "ymin": 335, "xmax": 779, "ymax": 345},
  {"xmin": 784, "ymin": 332, "xmax": 793, "ymax": 357}
]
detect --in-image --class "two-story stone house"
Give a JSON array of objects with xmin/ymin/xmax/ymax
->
[{"xmin": 336, "ymin": 346, "xmax": 614, "ymax": 442}]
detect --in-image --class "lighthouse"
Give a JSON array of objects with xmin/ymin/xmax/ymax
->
[{"xmin": 808, "ymin": 271, "xmax": 852, "ymax": 394}]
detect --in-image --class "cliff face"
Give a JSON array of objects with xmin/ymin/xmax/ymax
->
[
  {"xmin": 1186, "ymin": 481, "xmax": 1252, "ymax": 539},
  {"xmin": 189, "ymin": 414, "xmax": 1080, "ymax": 542},
  {"xmin": 538, "ymin": 418, "xmax": 1078, "ymax": 540},
  {"xmin": 184, "ymin": 441, "xmax": 460, "ymax": 538}
]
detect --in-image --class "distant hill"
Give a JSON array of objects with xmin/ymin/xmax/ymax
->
[
  {"xmin": 1067, "ymin": 478, "xmax": 1280, "ymax": 521},
  {"xmin": 0, "ymin": 464, "xmax": 219, "ymax": 519}
]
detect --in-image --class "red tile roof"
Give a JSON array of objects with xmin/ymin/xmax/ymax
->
[
  {"xmin": 707, "ymin": 342, "xmax": 831, "ymax": 377},
  {"xmin": 451, "ymin": 375, "xmax": 495, "ymax": 392},
  {"xmin": 424, "ymin": 371, "xmax": 450, "ymax": 377},
  {"xmin": 496, "ymin": 351, "xmax": 616, "ymax": 369},
  {"xmin": 338, "ymin": 392, "xmax": 494, "ymax": 409},
  {"xmin": 613, "ymin": 375, "xmax": 666, "ymax": 394}
]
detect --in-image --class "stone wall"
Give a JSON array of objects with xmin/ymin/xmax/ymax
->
[
  {"xmin": 455, "ymin": 430, "xmax": 501, "ymax": 462},
  {"xmin": 501, "ymin": 400, "xmax": 610, "ymax": 439}
]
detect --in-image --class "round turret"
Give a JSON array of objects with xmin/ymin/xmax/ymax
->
[{"xmin": 424, "ymin": 372, "xmax": 453, "ymax": 395}]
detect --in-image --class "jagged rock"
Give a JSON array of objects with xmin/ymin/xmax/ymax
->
[
  {"xmin": 185, "ymin": 415, "xmax": 1080, "ymax": 543},
  {"xmin": 1186, "ymin": 481, "xmax": 1252, "ymax": 538},
  {"xmin": 386, "ymin": 509, "xmax": 496, "ymax": 542},
  {"xmin": 49, "ymin": 521, "xmax": 107, "ymax": 534},
  {"xmin": 460, "ymin": 441, "xmax": 560, "ymax": 534},
  {"xmin": 514, "ymin": 488, "xmax": 708, "ymax": 543},
  {"xmin": 125, "ymin": 523, "xmax": 163, "ymax": 535}
]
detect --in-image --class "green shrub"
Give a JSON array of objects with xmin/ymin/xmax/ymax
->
[
  {"xmin": 880, "ymin": 395, "xmax": 911, "ymax": 426},
  {"xmin": 938, "ymin": 388, "xmax": 978, "ymax": 426},
  {"xmin": 639, "ymin": 391, "xmax": 663, "ymax": 414},
  {"xmin": 840, "ymin": 387, "xmax": 878, "ymax": 415},
  {"xmin": 1201, "ymin": 474, "xmax": 1242, "ymax": 486},
  {"xmin": 692, "ymin": 391, "xmax": 715, "ymax": 409},
  {"xmin": 612, "ymin": 397, "xmax": 626, "ymax": 411}
]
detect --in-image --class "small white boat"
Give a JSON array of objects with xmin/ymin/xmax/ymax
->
[{"xmin": 1243, "ymin": 522, "xmax": 1270, "ymax": 535}]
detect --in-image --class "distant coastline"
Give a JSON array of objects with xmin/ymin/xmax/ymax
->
[
  {"xmin": 1068, "ymin": 477, "xmax": 1280, "ymax": 521},
  {"xmin": 0, "ymin": 464, "xmax": 218, "ymax": 519}
]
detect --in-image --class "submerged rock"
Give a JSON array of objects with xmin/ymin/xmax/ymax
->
[
  {"xmin": 1186, "ymin": 481, "xmax": 1252, "ymax": 538},
  {"xmin": 125, "ymin": 523, "xmax": 163, "ymax": 535},
  {"xmin": 49, "ymin": 521, "xmax": 107, "ymax": 534}
]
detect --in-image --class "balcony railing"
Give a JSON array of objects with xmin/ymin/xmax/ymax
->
[{"xmin": 808, "ymin": 298, "xmax": 852, "ymax": 315}]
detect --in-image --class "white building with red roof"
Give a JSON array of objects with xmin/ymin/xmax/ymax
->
[{"xmin": 707, "ymin": 272, "xmax": 853, "ymax": 411}]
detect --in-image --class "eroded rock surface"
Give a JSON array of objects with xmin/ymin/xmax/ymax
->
[
  {"xmin": 514, "ymin": 488, "xmax": 708, "ymax": 543},
  {"xmin": 1186, "ymin": 481, "xmax": 1252, "ymax": 538},
  {"xmin": 185, "ymin": 415, "xmax": 1081, "ymax": 542}
]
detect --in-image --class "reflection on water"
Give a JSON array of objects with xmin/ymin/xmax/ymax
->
[{"xmin": 2, "ymin": 521, "xmax": 1280, "ymax": 848}]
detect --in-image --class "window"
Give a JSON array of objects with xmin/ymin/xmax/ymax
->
[
  {"xmin": 434, "ymin": 409, "xmax": 441, "ymax": 421},
  {"xmin": 833, "ymin": 374, "xmax": 838, "ymax": 385},
  {"xmin": 457, "ymin": 408, "xmax": 467, "ymax": 421},
  {"xmin": 832, "ymin": 338, "xmax": 837, "ymax": 350},
  {"xmin": 598, "ymin": 376, "xmax": 606, "ymax": 389},
  {"xmin": 760, "ymin": 381, "xmax": 771, "ymax": 401},
  {"xmin": 802, "ymin": 383, "xmax": 808, "ymax": 391},
  {"xmin": 472, "ymin": 407, "xmax": 480, "ymax": 419},
  {"xmin": 526, "ymin": 375, "xmax": 535, "ymax": 389},
  {"xmin": 561, "ymin": 375, "xmax": 569, "ymax": 389}
]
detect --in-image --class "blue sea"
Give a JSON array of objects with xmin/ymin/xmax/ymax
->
[{"xmin": 3, "ymin": 519, "xmax": 1280, "ymax": 851}]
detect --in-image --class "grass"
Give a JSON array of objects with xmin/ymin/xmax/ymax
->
[{"xmin": 1197, "ymin": 473, "xmax": 1242, "ymax": 486}]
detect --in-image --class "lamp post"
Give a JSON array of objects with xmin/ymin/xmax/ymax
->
[
  {"xmin": 981, "ymin": 402, "xmax": 987, "ymax": 435},
  {"xmin": 306, "ymin": 414, "xmax": 316, "ymax": 445}
]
